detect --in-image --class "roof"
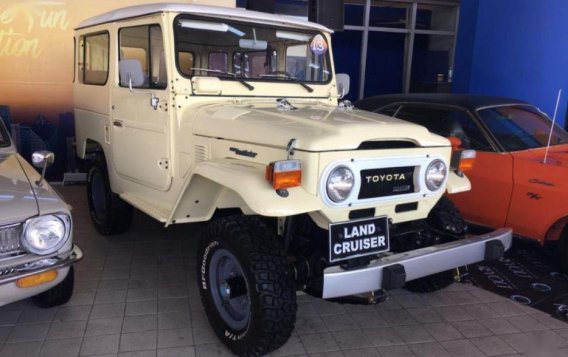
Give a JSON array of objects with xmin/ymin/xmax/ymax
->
[
  {"xmin": 355, "ymin": 93, "xmax": 530, "ymax": 113},
  {"xmin": 75, "ymin": 2, "xmax": 332, "ymax": 33}
]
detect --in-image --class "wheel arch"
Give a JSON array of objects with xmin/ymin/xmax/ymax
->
[
  {"xmin": 166, "ymin": 159, "xmax": 320, "ymax": 226},
  {"xmin": 545, "ymin": 215, "xmax": 568, "ymax": 243}
]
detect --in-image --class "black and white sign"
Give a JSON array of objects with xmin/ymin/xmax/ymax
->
[{"xmin": 329, "ymin": 216, "xmax": 389, "ymax": 263}]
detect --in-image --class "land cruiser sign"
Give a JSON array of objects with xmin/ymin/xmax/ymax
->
[{"xmin": 329, "ymin": 216, "xmax": 390, "ymax": 262}]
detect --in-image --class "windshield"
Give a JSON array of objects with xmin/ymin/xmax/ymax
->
[
  {"xmin": 0, "ymin": 119, "xmax": 10, "ymax": 148},
  {"xmin": 174, "ymin": 16, "xmax": 332, "ymax": 84},
  {"xmin": 478, "ymin": 105, "xmax": 568, "ymax": 151}
]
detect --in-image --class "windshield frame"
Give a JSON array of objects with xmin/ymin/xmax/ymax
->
[
  {"xmin": 173, "ymin": 14, "xmax": 334, "ymax": 86},
  {"xmin": 476, "ymin": 104, "xmax": 568, "ymax": 152}
]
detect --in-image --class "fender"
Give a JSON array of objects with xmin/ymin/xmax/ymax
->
[{"xmin": 166, "ymin": 159, "xmax": 320, "ymax": 226}]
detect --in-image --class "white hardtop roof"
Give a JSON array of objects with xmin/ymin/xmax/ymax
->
[{"xmin": 76, "ymin": 2, "xmax": 332, "ymax": 33}]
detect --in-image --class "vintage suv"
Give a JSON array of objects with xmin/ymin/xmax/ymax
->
[
  {"xmin": 0, "ymin": 117, "xmax": 82, "ymax": 308},
  {"xmin": 74, "ymin": 4, "xmax": 512, "ymax": 356}
]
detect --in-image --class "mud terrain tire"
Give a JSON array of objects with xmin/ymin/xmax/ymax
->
[
  {"xmin": 87, "ymin": 155, "xmax": 133, "ymax": 235},
  {"xmin": 405, "ymin": 197, "xmax": 467, "ymax": 293},
  {"xmin": 197, "ymin": 216, "xmax": 297, "ymax": 357}
]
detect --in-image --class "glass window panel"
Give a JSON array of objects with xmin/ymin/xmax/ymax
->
[
  {"xmin": 416, "ymin": 4, "xmax": 458, "ymax": 31},
  {"xmin": 331, "ymin": 30, "xmax": 362, "ymax": 101},
  {"xmin": 364, "ymin": 31, "xmax": 405, "ymax": 96},
  {"xmin": 410, "ymin": 34, "xmax": 454, "ymax": 93},
  {"xmin": 396, "ymin": 106, "xmax": 493, "ymax": 151},
  {"xmin": 83, "ymin": 33, "xmax": 109, "ymax": 85},
  {"xmin": 178, "ymin": 52, "xmax": 194, "ymax": 76},
  {"xmin": 208, "ymin": 52, "xmax": 229, "ymax": 76},
  {"xmin": 369, "ymin": 1, "xmax": 410, "ymax": 29},
  {"xmin": 345, "ymin": 1, "xmax": 366, "ymax": 26}
]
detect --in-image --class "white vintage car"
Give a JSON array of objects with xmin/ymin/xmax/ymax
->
[{"xmin": 0, "ymin": 118, "xmax": 82, "ymax": 307}]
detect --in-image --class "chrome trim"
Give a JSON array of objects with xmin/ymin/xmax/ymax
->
[
  {"xmin": 0, "ymin": 245, "xmax": 83, "ymax": 286},
  {"xmin": 322, "ymin": 228, "xmax": 512, "ymax": 299}
]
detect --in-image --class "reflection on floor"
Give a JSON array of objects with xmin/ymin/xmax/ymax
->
[
  {"xmin": 0, "ymin": 185, "xmax": 566, "ymax": 357},
  {"xmin": 464, "ymin": 239, "xmax": 568, "ymax": 322}
]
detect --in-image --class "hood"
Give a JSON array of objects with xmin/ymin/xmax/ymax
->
[
  {"xmin": 512, "ymin": 144, "xmax": 568, "ymax": 168},
  {"xmin": 0, "ymin": 153, "xmax": 38, "ymax": 226},
  {"xmin": 192, "ymin": 103, "xmax": 449, "ymax": 151}
]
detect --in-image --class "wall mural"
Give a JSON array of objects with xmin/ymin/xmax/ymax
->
[
  {"xmin": 0, "ymin": 0, "xmax": 234, "ymax": 177},
  {"xmin": 0, "ymin": 0, "xmax": 234, "ymax": 124}
]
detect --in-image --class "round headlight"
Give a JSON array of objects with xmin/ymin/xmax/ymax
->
[
  {"xmin": 425, "ymin": 159, "xmax": 447, "ymax": 191},
  {"xmin": 22, "ymin": 215, "xmax": 70, "ymax": 255},
  {"xmin": 326, "ymin": 166, "xmax": 355, "ymax": 202}
]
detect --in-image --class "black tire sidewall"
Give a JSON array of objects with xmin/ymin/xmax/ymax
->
[
  {"xmin": 198, "ymin": 237, "xmax": 256, "ymax": 343},
  {"xmin": 87, "ymin": 161, "xmax": 111, "ymax": 229}
]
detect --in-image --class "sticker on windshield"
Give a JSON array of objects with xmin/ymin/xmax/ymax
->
[{"xmin": 310, "ymin": 35, "xmax": 328, "ymax": 56}]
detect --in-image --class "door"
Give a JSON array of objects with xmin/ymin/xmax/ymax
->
[{"xmin": 111, "ymin": 24, "xmax": 171, "ymax": 191}]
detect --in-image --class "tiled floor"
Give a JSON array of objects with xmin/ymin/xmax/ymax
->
[{"xmin": 1, "ymin": 185, "xmax": 567, "ymax": 357}]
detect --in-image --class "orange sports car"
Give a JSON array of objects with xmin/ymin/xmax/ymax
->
[{"xmin": 356, "ymin": 94, "xmax": 568, "ymax": 270}]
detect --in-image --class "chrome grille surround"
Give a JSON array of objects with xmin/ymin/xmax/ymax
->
[{"xmin": 0, "ymin": 223, "xmax": 23, "ymax": 256}]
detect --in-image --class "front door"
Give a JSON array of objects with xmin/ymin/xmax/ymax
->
[{"xmin": 111, "ymin": 24, "xmax": 171, "ymax": 191}]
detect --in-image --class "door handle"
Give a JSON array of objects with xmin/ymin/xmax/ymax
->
[{"xmin": 113, "ymin": 120, "xmax": 123, "ymax": 127}]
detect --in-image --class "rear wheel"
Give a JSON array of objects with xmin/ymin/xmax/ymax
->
[
  {"xmin": 32, "ymin": 267, "xmax": 74, "ymax": 308},
  {"xmin": 405, "ymin": 197, "xmax": 467, "ymax": 293},
  {"xmin": 87, "ymin": 155, "xmax": 133, "ymax": 235},
  {"xmin": 197, "ymin": 216, "xmax": 297, "ymax": 356}
]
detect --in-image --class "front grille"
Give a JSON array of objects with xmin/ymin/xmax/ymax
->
[
  {"xmin": 0, "ymin": 224, "xmax": 23, "ymax": 255},
  {"xmin": 359, "ymin": 166, "xmax": 416, "ymax": 199}
]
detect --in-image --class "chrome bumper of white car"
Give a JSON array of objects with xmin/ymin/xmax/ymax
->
[
  {"xmin": 0, "ymin": 245, "xmax": 83, "ymax": 286},
  {"xmin": 322, "ymin": 228, "xmax": 513, "ymax": 299}
]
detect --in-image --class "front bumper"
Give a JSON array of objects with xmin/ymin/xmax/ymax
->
[
  {"xmin": 322, "ymin": 228, "xmax": 512, "ymax": 299},
  {"xmin": 0, "ymin": 245, "xmax": 83, "ymax": 286}
]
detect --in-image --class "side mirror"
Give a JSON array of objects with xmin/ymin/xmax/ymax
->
[
  {"xmin": 32, "ymin": 150, "xmax": 54, "ymax": 186},
  {"xmin": 336, "ymin": 73, "xmax": 350, "ymax": 99}
]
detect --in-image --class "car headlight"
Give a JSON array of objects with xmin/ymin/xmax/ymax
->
[
  {"xmin": 326, "ymin": 166, "xmax": 355, "ymax": 202},
  {"xmin": 22, "ymin": 214, "xmax": 71, "ymax": 255},
  {"xmin": 425, "ymin": 159, "xmax": 447, "ymax": 191}
]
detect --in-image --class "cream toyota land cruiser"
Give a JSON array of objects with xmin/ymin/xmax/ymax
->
[{"xmin": 74, "ymin": 4, "xmax": 513, "ymax": 356}]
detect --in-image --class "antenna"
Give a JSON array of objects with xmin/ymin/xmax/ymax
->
[{"xmin": 543, "ymin": 89, "xmax": 562, "ymax": 164}]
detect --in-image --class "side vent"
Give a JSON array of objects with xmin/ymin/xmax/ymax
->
[{"xmin": 195, "ymin": 144, "xmax": 209, "ymax": 162}]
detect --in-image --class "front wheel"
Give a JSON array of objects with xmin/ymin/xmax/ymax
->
[
  {"xmin": 197, "ymin": 216, "xmax": 297, "ymax": 356},
  {"xmin": 32, "ymin": 266, "xmax": 74, "ymax": 308},
  {"xmin": 559, "ymin": 226, "xmax": 568, "ymax": 273}
]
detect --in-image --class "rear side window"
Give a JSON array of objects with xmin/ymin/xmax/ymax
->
[
  {"xmin": 396, "ymin": 105, "xmax": 494, "ymax": 151},
  {"xmin": 119, "ymin": 25, "xmax": 167, "ymax": 89},
  {"xmin": 79, "ymin": 32, "xmax": 109, "ymax": 85}
]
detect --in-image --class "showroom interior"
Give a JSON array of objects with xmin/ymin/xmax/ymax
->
[{"xmin": 1, "ymin": 0, "xmax": 568, "ymax": 356}]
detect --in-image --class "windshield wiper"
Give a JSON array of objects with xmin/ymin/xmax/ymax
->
[
  {"xmin": 190, "ymin": 68, "xmax": 254, "ymax": 91},
  {"xmin": 259, "ymin": 73, "xmax": 314, "ymax": 93}
]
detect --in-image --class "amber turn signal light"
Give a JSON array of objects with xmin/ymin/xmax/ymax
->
[
  {"xmin": 265, "ymin": 160, "xmax": 302, "ymax": 190},
  {"xmin": 458, "ymin": 150, "xmax": 476, "ymax": 172},
  {"xmin": 16, "ymin": 270, "xmax": 58, "ymax": 288}
]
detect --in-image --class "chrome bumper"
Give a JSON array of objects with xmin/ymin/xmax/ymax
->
[
  {"xmin": 0, "ymin": 245, "xmax": 83, "ymax": 286},
  {"xmin": 322, "ymin": 228, "xmax": 512, "ymax": 299}
]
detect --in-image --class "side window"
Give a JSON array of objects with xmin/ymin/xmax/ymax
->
[
  {"xmin": 396, "ymin": 105, "xmax": 493, "ymax": 151},
  {"xmin": 80, "ymin": 32, "xmax": 109, "ymax": 85},
  {"xmin": 119, "ymin": 25, "xmax": 167, "ymax": 89}
]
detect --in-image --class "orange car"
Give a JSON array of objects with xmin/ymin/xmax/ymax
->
[{"xmin": 356, "ymin": 94, "xmax": 568, "ymax": 270}]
